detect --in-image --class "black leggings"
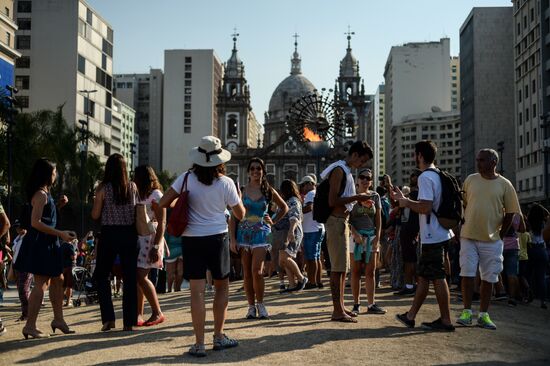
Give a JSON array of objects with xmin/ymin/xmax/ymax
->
[
  {"xmin": 528, "ymin": 246, "xmax": 549, "ymax": 303},
  {"xmin": 94, "ymin": 225, "xmax": 138, "ymax": 327}
]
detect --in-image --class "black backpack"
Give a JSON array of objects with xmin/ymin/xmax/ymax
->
[
  {"xmin": 313, "ymin": 167, "xmax": 347, "ymax": 224},
  {"xmin": 423, "ymin": 168, "xmax": 464, "ymax": 230}
]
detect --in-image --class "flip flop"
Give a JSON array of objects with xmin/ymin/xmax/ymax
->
[
  {"xmin": 345, "ymin": 310, "xmax": 358, "ymax": 318},
  {"xmin": 331, "ymin": 316, "xmax": 358, "ymax": 323},
  {"xmin": 144, "ymin": 315, "xmax": 166, "ymax": 327}
]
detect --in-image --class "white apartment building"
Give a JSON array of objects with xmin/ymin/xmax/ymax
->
[
  {"xmin": 451, "ymin": 57, "xmax": 460, "ymax": 111},
  {"xmin": 111, "ymin": 98, "xmax": 135, "ymax": 171},
  {"xmin": 384, "ymin": 38, "xmax": 452, "ymax": 175},
  {"xmin": 162, "ymin": 49, "xmax": 222, "ymax": 174},
  {"xmin": 14, "ymin": 0, "xmax": 114, "ymax": 159},
  {"xmin": 114, "ymin": 69, "xmax": 163, "ymax": 171},
  {"xmin": 368, "ymin": 84, "xmax": 385, "ymax": 177},
  {"xmin": 390, "ymin": 111, "xmax": 461, "ymax": 185},
  {"xmin": 0, "ymin": 0, "xmax": 20, "ymax": 90},
  {"xmin": 513, "ymin": 0, "xmax": 545, "ymax": 204}
]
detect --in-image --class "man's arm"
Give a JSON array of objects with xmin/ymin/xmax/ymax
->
[
  {"xmin": 328, "ymin": 167, "xmax": 367, "ymax": 208},
  {"xmin": 500, "ymin": 213, "xmax": 515, "ymax": 240}
]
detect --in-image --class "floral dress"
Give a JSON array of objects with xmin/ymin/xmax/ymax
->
[{"xmin": 137, "ymin": 189, "xmax": 165, "ymax": 269}]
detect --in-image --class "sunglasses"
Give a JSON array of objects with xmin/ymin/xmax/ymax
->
[
  {"xmin": 249, "ymin": 166, "xmax": 262, "ymax": 172},
  {"xmin": 358, "ymin": 175, "xmax": 372, "ymax": 181}
]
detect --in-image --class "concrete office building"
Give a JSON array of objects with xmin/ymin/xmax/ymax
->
[
  {"xmin": 367, "ymin": 84, "xmax": 385, "ymax": 177},
  {"xmin": 384, "ymin": 38, "xmax": 451, "ymax": 175},
  {"xmin": 540, "ymin": 0, "xmax": 550, "ymax": 203},
  {"xmin": 513, "ymin": 0, "xmax": 545, "ymax": 204},
  {"xmin": 450, "ymin": 57, "xmax": 460, "ymax": 111},
  {"xmin": 0, "ymin": 1, "xmax": 20, "ymax": 92},
  {"xmin": 114, "ymin": 69, "xmax": 163, "ymax": 171},
  {"xmin": 14, "ymin": 0, "xmax": 115, "ymax": 159},
  {"xmin": 460, "ymin": 7, "xmax": 516, "ymax": 186},
  {"xmin": 162, "ymin": 49, "xmax": 222, "ymax": 174},
  {"xmin": 111, "ymin": 97, "xmax": 135, "ymax": 172},
  {"xmin": 390, "ymin": 111, "xmax": 461, "ymax": 185}
]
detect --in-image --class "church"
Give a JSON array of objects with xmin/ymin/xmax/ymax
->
[{"xmin": 217, "ymin": 33, "xmax": 372, "ymax": 188}]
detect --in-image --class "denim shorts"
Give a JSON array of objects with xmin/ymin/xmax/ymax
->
[
  {"xmin": 502, "ymin": 249, "xmax": 519, "ymax": 277},
  {"xmin": 303, "ymin": 230, "xmax": 324, "ymax": 260}
]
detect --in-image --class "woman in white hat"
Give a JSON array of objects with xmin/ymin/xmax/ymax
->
[{"xmin": 157, "ymin": 136, "xmax": 245, "ymax": 358}]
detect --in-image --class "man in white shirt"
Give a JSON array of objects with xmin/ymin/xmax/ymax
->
[{"xmin": 391, "ymin": 140, "xmax": 455, "ymax": 331}]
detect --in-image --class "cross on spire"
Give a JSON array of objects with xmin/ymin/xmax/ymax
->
[
  {"xmin": 231, "ymin": 27, "xmax": 239, "ymax": 50},
  {"xmin": 345, "ymin": 25, "xmax": 355, "ymax": 50},
  {"xmin": 293, "ymin": 33, "xmax": 299, "ymax": 51}
]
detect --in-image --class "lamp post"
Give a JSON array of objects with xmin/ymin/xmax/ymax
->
[
  {"xmin": 496, "ymin": 141, "xmax": 504, "ymax": 175},
  {"xmin": 5, "ymin": 85, "xmax": 18, "ymax": 218},
  {"xmin": 130, "ymin": 142, "xmax": 136, "ymax": 173},
  {"xmin": 78, "ymin": 89, "xmax": 96, "ymax": 236}
]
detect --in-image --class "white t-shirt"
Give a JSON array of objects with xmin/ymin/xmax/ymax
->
[
  {"xmin": 302, "ymin": 190, "xmax": 324, "ymax": 233},
  {"xmin": 140, "ymin": 189, "xmax": 163, "ymax": 220},
  {"xmin": 171, "ymin": 172, "xmax": 240, "ymax": 237},
  {"xmin": 417, "ymin": 169, "xmax": 454, "ymax": 244}
]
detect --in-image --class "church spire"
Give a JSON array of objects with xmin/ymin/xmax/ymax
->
[
  {"xmin": 226, "ymin": 28, "xmax": 244, "ymax": 78},
  {"xmin": 340, "ymin": 26, "xmax": 359, "ymax": 78},
  {"xmin": 290, "ymin": 33, "xmax": 302, "ymax": 75}
]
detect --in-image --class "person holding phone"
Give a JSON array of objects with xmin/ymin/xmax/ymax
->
[{"xmin": 15, "ymin": 158, "xmax": 76, "ymax": 339}]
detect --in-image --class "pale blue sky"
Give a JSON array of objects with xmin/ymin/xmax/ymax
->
[{"xmin": 88, "ymin": 0, "xmax": 510, "ymax": 119}]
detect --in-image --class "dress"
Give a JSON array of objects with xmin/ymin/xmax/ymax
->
[
  {"xmin": 237, "ymin": 192, "xmax": 271, "ymax": 249},
  {"xmin": 14, "ymin": 191, "xmax": 63, "ymax": 277},
  {"xmin": 137, "ymin": 189, "xmax": 165, "ymax": 269}
]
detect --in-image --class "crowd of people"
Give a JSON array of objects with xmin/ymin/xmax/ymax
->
[{"xmin": 0, "ymin": 136, "xmax": 549, "ymax": 358}]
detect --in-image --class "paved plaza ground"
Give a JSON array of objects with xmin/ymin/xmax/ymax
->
[{"xmin": 1, "ymin": 276, "xmax": 549, "ymax": 365}]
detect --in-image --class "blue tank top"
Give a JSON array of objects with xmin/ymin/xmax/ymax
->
[{"xmin": 237, "ymin": 193, "xmax": 271, "ymax": 245}]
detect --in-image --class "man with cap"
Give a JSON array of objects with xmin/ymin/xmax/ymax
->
[{"xmin": 299, "ymin": 175, "xmax": 325, "ymax": 289}]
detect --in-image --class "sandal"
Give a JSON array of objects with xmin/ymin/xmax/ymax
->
[
  {"xmin": 188, "ymin": 344, "xmax": 207, "ymax": 357},
  {"xmin": 331, "ymin": 316, "xmax": 358, "ymax": 323}
]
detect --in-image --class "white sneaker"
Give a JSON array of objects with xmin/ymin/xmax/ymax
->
[
  {"xmin": 256, "ymin": 303, "xmax": 269, "ymax": 319},
  {"xmin": 245, "ymin": 305, "xmax": 257, "ymax": 319}
]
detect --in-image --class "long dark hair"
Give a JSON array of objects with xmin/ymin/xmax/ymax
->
[
  {"xmin": 192, "ymin": 164, "xmax": 226, "ymax": 186},
  {"xmin": 26, "ymin": 158, "xmax": 56, "ymax": 201},
  {"xmin": 102, "ymin": 153, "xmax": 131, "ymax": 204},
  {"xmin": 247, "ymin": 157, "xmax": 272, "ymax": 202},
  {"xmin": 280, "ymin": 179, "xmax": 300, "ymax": 201},
  {"xmin": 134, "ymin": 165, "xmax": 163, "ymax": 200},
  {"xmin": 527, "ymin": 203, "xmax": 547, "ymax": 236}
]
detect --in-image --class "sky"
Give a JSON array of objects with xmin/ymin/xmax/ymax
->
[{"xmin": 87, "ymin": 0, "xmax": 511, "ymax": 120}]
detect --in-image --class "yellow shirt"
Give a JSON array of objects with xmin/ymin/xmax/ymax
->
[{"xmin": 461, "ymin": 173, "xmax": 521, "ymax": 242}]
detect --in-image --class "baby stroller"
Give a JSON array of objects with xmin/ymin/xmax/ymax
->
[{"xmin": 71, "ymin": 257, "xmax": 98, "ymax": 307}]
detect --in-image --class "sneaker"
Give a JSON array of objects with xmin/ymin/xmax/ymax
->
[
  {"xmin": 351, "ymin": 304, "xmax": 360, "ymax": 316},
  {"xmin": 304, "ymin": 283, "xmax": 317, "ymax": 290},
  {"xmin": 396, "ymin": 312, "xmax": 415, "ymax": 328},
  {"xmin": 245, "ymin": 305, "xmax": 257, "ymax": 319},
  {"xmin": 279, "ymin": 284, "xmax": 286, "ymax": 291},
  {"xmin": 290, "ymin": 277, "xmax": 308, "ymax": 292},
  {"xmin": 393, "ymin": 287, "xmax": 416, "ymax": 296},
  {"xmin": 213, "ymin": 334, "xmax": 239, "ymax": 350},
  {"xmin": 367, "ymin": 304, "xmax": 387, "ymax": 315},
  {"xmin": 477, "ymin": 313, "xmax": 497, "ymax": 330},
  {"xmin": 456, "ymin": 310, "xmax": 473, "ymax": 326},
  {"xmin": 421, "ymin": 318, "xmax": 455, "ymax": 332},
  {"xmin": 188, "ymin": 344, "xmax": 206, "ymax": 357},
  {"xmin": 317, "ymin": 282, "xmax": 325, "ymax": 289},
  {"xmin": 257, "ymin": 303, "xmax": 269, "ymax": 319}
]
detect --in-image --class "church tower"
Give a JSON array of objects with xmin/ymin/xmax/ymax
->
[
  {"xmin": 218, "ymin": 31, "xmax": 259, "ymax": 152},
  {"xmin": 335, "ymin": 29, "xmax": 369, "ymax": 148}
]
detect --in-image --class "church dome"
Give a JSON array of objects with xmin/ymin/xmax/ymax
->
[{"xmin": 267, "ymin": 39, "xmax": 316, "ymax": 122}]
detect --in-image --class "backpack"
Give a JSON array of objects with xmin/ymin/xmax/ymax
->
[
  {"xmin": 423, "ymin": 168, "xmax": 464, "ymax": 230},
  {"xmin": 313, "ymin": 167, "xmax": 347, "ymax": 224}
]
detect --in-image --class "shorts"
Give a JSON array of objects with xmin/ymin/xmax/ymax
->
[
  {"xmin": 283, "ymin": 240, "xmax": 301, "ymax": 258},
  {"xmin": 63, "ymin": 267, "xmax": 74, "ymax": 289},
  {"xmin": 400, "ymin": 233, "xmax": 418, "ymax": 263},
  {"xmin": 325, "ymin": 215, "xmax": 350, "ymax": 273},
  {"xmin": 164, "ymin": 256, "xmax": 182, "ymax": 264},
  {"xmin": 182, "ymin": 233, "xmax": 229, "ymax": 281},
  {"xmin": 303, "ymin": 230, "xmax": 324, "ymax": 260},
  {"xmin": 417, "ymin": 241, "xmax": 448, "ymax": 281},
  {"xmin": 502, "ymin": 249, "xmax": 519, "ymax": 277},
  {"xmin": 459, "ymin": 238, "xmax": 503, "ymax": 283}
]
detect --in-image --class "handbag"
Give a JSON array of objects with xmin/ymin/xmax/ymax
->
[
  {"xmin": 167, "ymin": 171, "xmax": 190, "ymax": 237},
  {"xmin": 136, "ymin": 203, "xmax": 155, "ymax": 236}
]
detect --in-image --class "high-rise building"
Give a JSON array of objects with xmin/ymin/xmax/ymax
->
[
  {"xmin": 460, "ymin": 7, "xmax": 515, "ymax": 186},
  {"xmin": 384, "ymin": 38, "xmax": 451, "ymax": 175},
  {"xmin": 367, "ymin": 84, "xmax": 385, "ymax": 177},
  {"xmin": 14, "ymin": 0, "xmax": 115, "ymax": 159},
  {"xmin": 513, "ymin": 0, "xmax": 544, "ymax": 204},
  {"xmin": 0, "ymin": 1, "xmax": 21, "ymax": 93},
  {"xmin": 114, "ymin": 69, "xmax": 163, "ymax": 171},
  {"xmin": 450, "ymin": 57, "xmax": 460, "ymax": 111},
  {"xmin": 162, "ymin": 49, "xmax": 222, "ymax": 174},
  {"xmin": 111, "ymin": 97, "xmax": 135, "ymax": 172},
  {"xmin": 540, "ymin": 0, "xmax": 550, "ymax": 203}
]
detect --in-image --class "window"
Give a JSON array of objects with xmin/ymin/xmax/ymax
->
[
  {"xmin": 102, "ymin": 54, "xmax": 107, "ymax": 70},
  {"xmin": 16, "ymin": 56, "xmax": 30, "ymax": 68},
  {"xmin": 102, "ymin": 39, "xmax": 113, "ymax": 57},
  {"xmin": 18, "ymin": 96, "xmax": 29, "ymax": 108},
  {"xmin": 531, "ymin": 8, "xmax": 535, "ymax": 22},
  {"xmin": 184, "ymin": 118, "xmax": 191, "ymax": 125},
  {"xmin": 534, "ymin": 128, "xmax": 537, "ymax": 142},
  {"xmin": 4, "ymin": 7, "xmax": 8, "ymax": 17},
  {"xmin": 184, "ymin": 111, "xmax": 191, "ymax": 118},
  {"xmin": 227, "ymin": 115, "xmax": 238, "ymax": 138},
  {"xmin": 184, "ymin": 126, "xmax": 191, "ymax": 133},
  {"xmin": 519, "ymin": 112, "xmax": 522, "ymax": 125},
  {"xmin": 107, "ymin": 27, "xmax": 114, "ymax": 43},
  {"xmin": 16, "ymin": 35, "xmax": 30, "ymax": 49},
  {"xmin": 86, "ymin": 8, "xmax": 93, "ymax": 25},
  {"xmin": 106, "ymin": 92, "xmax": 112, "ymax": 108},
  {"xmin": 15, "ymin": 75, "xmax": 29, "ymax": 90},
  {"xmin": 185, "ymin": 88, "xmax": 191, "ymax": 94},
  {"xmin": 84, "ymin": 98, "xmax": 95, "ymax": 117},
  {"xmin": 517, "ymin": 22, "xmax": 521, "ymax": 35},
  {"xmin": 17, "ymin": 1, "xmax": 31, "ymax": 13},
  {"xmin": 527, "ymin": 131, "xmax": 530, "ymax": 145},
  {"xmin": 105, "ymin": 109, "xmax": 112, "ymax": 125},
  {"xmin": 185, "ymin": 72, "xmax": 192, "ymax": 79},
  {"xmin": 78, "ymin": 54, "xmax": 86, "ymax": 74},
  {"xmin": 184, "ymin": 96, "xmax": 191, "ymax": 102},
  {"xmin": 520, "ymin": 135, "xmax": 523, "ymax": 148},
  {"xmin": 524, "ymin": 15, "xmax": 527, "ymax": 29},
  {"xmin": 185, "ymin": 57, "xmax": 192, "ymax": 63},
  {"xmin": 126, "ymin": 82, "xmax": 133, "ymax": 88},
  {"xmin": 185, "ymin": 65, "xmax": 191, "ymax": 71},
  {"xmin": 525, "ymin": 85, "xmax": 528, "ymax": 98},
  {"xmin": 518, "ymin": 89, "xmax": 522, "ymax": 102},
  {"xmin": 104, "ymin": 142, "xmax": 111, "ymax": 156},
  {"xmin": 532, "ymin": 79, "xmax": 536, "ymax": 93},
  {"xmin": 526, "ymin": 108, "xmax": 529, "ymax": 121},
  {"xmin": 6, "ymin": 32, "xmax": 10, "ymax": 47},
  {"xmin": 533, "ymin": 103, "xmax": 537, "ymax": 118},
  {"xmin": 17, "ymin": 18, "xmax": 31, "ymax": 30},
  {"xmin": 185, "ymin": 80, "xmax": 191, "ymax": 87},
  {"xmin": 184, "ymin": 103, "xmax": 191, "ymax": 110}
]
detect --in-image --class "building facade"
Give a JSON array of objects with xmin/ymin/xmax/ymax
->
[
  {"xmin": 367, "ymin": 84, "xmax": 385, "ymax": 177},
  {"xmin": 14, "ymin": 0, "xmax": 115, "ymax": 159},
  {"xmin": 450, "ymin": 57, "xmax": 460, "ymax": 111},
  {"xmin": 114, "ymin": 69, "xmax": 163, "ymax": 171},
  {"xmin": 460, "ymin": 7, "xmax": 516, "ymax": 186},
  {"xmin": 0, "ymin": 0, "xmax": 20, "ymax": 94},
  {"xmin": 390, "ymin": 111, "xmax": 461, "ymax": 185},
  {"xmin": 111, "ymin": 97, "xmax": 136, "ymax": 171},
  {"xmin": 384, "ymin": 38, "xmax": 452, "ymax": 175},
  {"xmin": 162, "ymin": 49, "xmax": 222, "ymax": 174},
  {"xmin": 540, "ymin": 0, "xmax": 550, "ymax": 203}
]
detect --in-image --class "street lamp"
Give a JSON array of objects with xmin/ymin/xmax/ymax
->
[
  {"xmin": 496, "ymin": 141, "xmax": 504, "ymax": 175},
  {"xmin": 130, "ymin": 142, "xmax": 136, "ymax": 173},
  {"xmin": 78, "ymin": 89, "xmax": 97, "ymax": 236},
  {"xmin": 5, "ymin": 85, "xmax": 18, "ymax": 218}
]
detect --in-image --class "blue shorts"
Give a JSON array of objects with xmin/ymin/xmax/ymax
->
[
  {"xmin": 303, "ymin": 230, "xmax": 324, "ymax": 261},
  {"xmin": 503, "ymin": 249, "xmax": 519, "ymax": 277}
]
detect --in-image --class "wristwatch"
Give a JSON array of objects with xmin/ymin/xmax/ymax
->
[{"xmin": 153, "ymin": 244, "xmax": 159, "ymax": 250}]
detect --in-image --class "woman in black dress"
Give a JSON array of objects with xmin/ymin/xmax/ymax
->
[{"xmin": 15, "ymin": 158, "xmax": 77, "ymax": 339}]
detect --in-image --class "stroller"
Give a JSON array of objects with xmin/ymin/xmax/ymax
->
[{"xmin": 71, "ymin": 254, "xmax": 98, "ymax": 307}]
